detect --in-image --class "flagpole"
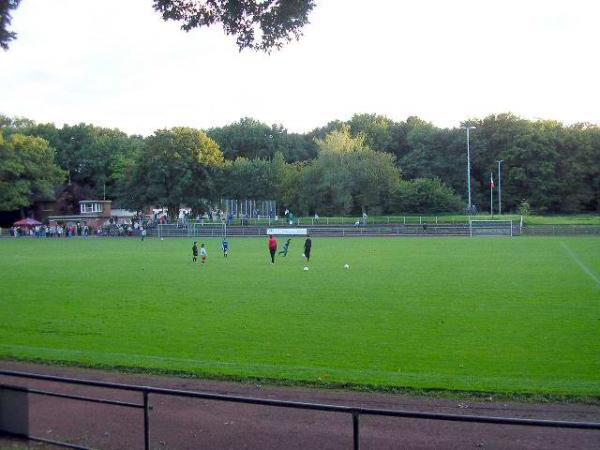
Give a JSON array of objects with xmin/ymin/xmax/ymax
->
[{"xmin": 490, "ymin": 171, "xmax": 493, "ymax": 218}]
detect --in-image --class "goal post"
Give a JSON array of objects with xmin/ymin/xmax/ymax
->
[
  {"xmin": 190, "ymin": 222, "xmax": 227, "ymax": 239},
  {"xmin": 157, "ymin": 222, "xmax": 227, "ymax": 239},
  {"xmin": 469, "ymin": 220, "xmax": 514, "ymax": 237}
]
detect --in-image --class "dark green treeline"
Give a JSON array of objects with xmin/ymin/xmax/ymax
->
[{"xmin": 1, "ymin": 113, "xmax": 598, "ymax": 217}]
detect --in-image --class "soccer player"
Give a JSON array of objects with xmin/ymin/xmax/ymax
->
[
  {"xmin": 268, "ymin": 235, "xmax": 277, "ymax": 264},
  {"xmin": 200, "ymin": 243, "xmax": 207, "ymax": 264},
  {"xmin": 304, "ymin": 235, "xmax": 312, "ymax": 262},
  {"xmin": 222, "ymin": 238, "xmax": 229, "ymax": 258},
  {"xmin": 278, "ymin": 238, "xmax": 291, "ymax": 256},
  {"xmin": 192, "ymin": 241, "xmax": 198, "ymax": 262}
]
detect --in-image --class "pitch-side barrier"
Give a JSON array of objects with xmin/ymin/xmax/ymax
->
[
  {"xmin": 150, "ymin": 224, "xmax": 482, "ymax": 238},
  {"xmin": 1, "ymin": 370, "xmax": 599, "ymax": 450}
]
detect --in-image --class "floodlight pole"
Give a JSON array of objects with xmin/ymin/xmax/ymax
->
[
  {"xmin": 465, "ymin": 126, "xmax": 476, "ymax": 212},
  {"xmin": 496, "ymin": 160, "xmax": 504, "ymax": 215}
]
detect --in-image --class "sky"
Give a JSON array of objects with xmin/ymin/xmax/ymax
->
[{"xmin": 1, "ymin": 0, "xmax": 599, "ymax": 136}]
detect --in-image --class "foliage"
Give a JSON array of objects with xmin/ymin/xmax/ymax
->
[
  {"xmin": 128, "ymin": 127, "xmax": 224, "ymax": 218},
  {"xmin": 0, "ymin": 0, "xmax": 20, "ymax": 50},
  {"xmin": 0, "ymin": 131, "xmax": 65, "ymax": 211},
  {"xmin": 1, "ymin": 237, "xmax": 599, "ymax": 396},
  {"xmin": 392, "ymin": 178, "xmax": 463, "ymax": 214},
  {"xmin": 1, "ymin": 112, "xmax": 598, "ymax": 216},
  {"xmin": 1, "ymin": 1, "xmax": 314, "ymax": 52},
  {"xmin": 153, "ymin": 0, "xmax": 316, "ymax": 52},
  {"xmin": 220, "ymin": 156, "xmax": 276, "ymax": 200},
  {"xmin": 518, "ymin": 200, "xmax": 531, "ymax": 216},
  {"xmin": 300, "ymin": 126, "xmax": 400, "ymax": 215},
  {"xmin": 2, "ymin": 119, "xmax": 143, "ymax": 204},
  {"xmin": 207, "ymin": 117, "xmax": 315, "ymax": 162}
]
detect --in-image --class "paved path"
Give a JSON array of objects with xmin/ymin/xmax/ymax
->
[{"xmin": 1, "ymin": 361, "xmax": 599, "ymax": 449}]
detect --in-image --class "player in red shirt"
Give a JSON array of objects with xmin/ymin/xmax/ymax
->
[{"xmin": 268, "ymin": 235, "xmax": 278, "ymax": 264}]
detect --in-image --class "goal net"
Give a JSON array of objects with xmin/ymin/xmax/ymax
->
[
  {"xmin": 157, "ymin": 222, "xmax": 227, "ymax": 239},
  {"xmin": 469, "ymin": 220, "xmax": 514, "ymax": 237}
]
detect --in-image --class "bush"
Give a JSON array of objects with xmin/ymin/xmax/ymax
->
[
  {"xmin": 518, "ymin": 200, "xmax": 532, "ymax": 216},
  {"xmin": 392, "ymin": 178, "xmax": 463, "ymax": 214}
]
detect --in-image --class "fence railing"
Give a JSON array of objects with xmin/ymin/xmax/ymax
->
[{"xmin": 1, "ymin": 370, "xmax": 599, "ymax": 450}]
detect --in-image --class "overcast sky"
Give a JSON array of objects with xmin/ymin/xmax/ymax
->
[{"xmin": 1, "ymin": 0, "xmax": 599, "ymax": 135}]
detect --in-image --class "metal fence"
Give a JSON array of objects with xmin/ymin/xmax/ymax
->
[
  {"xmin": 1, "ymin": 370, "xmax": 599, "ymax": 450},
  {"xmin": 522, "ymin": 225, "xmax": 600, "ymax": 235},
  {"xmin": 151, "ymin": 224, "xmax": 518, "ymax": 238}
]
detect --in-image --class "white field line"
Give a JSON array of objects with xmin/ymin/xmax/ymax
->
[{"xmin": 560, "ymin": 242, "xmax": 600, "ymax": 288}]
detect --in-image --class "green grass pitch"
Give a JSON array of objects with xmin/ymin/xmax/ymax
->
[{"xmin": 0, "ymin": 236, "xmax": 599, "ymax": 397}]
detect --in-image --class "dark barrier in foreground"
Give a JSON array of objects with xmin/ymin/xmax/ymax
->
[{"xmin": 1, "ymin": 370, "xmax": 599, "ymax": 450}]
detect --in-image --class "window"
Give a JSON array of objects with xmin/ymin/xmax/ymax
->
[{"xmin": 80, "ymin": 203, "xmax": 104, "ymax": 214}]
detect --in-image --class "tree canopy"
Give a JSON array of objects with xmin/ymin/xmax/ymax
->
[
  {"xmin": 0, "ymin": 131, "xmax": 65, "ymax": 211},
  {"xmin": 1, "ymin": 0, "xmax": 315, "ymax": 52},
  {"xmin": 127, "ymin": 127, "xmax": 225, "ymax": 219},
  {"xmin": 0, "ymin": 112, "xmax": 598, "ymax": 217},
  {"xmin": 153, "ymin": 0, "xmax": 316, "ymax": 52},
  {"xmin": 0, "ymin": 0, "xmax": 20, "ymax": 50}
]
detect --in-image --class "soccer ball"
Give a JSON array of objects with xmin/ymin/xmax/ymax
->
[
  {"xmin": 303, "ymin": 266, "xmax": 309, "ymax": 271},
  {"xmin": 302, "ymin": 254, "xmax": 305, "ymax": 257},
  {"xmin": 344, "ymin": 264, "xmax": 350, "ymax": 269},
  {"xmin": 161, "ymin": 238, "xmax": 164, "ymax": 241}
]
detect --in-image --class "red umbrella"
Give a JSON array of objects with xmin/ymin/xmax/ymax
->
[{"xmin": 13, "ymin": 218, "xmax": 42, "ymax": 227}]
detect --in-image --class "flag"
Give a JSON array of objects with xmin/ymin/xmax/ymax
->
[{"xmin": 490, "ymin": 173, "xmax": 496, "ymax": 189}]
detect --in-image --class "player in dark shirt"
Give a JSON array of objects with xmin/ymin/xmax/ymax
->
[
  {"xmin": 304, "ymin": 235, "xmax": 312, "ymax": 262},
  {"xmin": 192, "ymin": 241, "xmax": 198, "ymax": 262}
]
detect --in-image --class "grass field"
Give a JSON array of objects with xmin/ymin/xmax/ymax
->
[{"xmin": 0, "ymin": 236, "xmax": 599, "ymax": 398}]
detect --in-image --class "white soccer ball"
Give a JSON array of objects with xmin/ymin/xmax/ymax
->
[
  {"xmin": 344, "ymin": 264, "xmax": 350, "ymax": 269},
  {"xmin": 161, "ymin": 238, "xmax": 164, "ymax": 241},
  {"xmin": 303, "ymin": 266, "xmax": 309, "ymax": 271}
]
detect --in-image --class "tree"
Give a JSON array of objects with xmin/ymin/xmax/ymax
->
[
  {"xmin": 2, "ymin": 1, "xmax": 315, "ymax": 52},
  {"xmin": 304, "ymin": 126, "xmax": 401, "ymax": 215},
  {"xmin": 153, "ymin": 0, "xmax": 316, "ymax": 52},
  {"xmin": 0, "ymin": 132, "xmax": 65, "ymax": 212},
  {"xmin": 220, "ymin": 156, "xmax": 276, "ymax": 200},
  {"xmin": 207, "ymin": 117, "xmax": 315, "ymax": 161},
  {"xmin": 15, "ymin": 121, "xmax": 144, "ymax": 206},
  {"xmin": 0, "ymin": 0, "xmax": 20, "ymax": 50},
  {"xmin": 128, "ymin": 127, "xmax": 225, "ymax": 219},
  {"xmin": 392, "ymin": 178, "xmax": 463, "ymax": 214}
]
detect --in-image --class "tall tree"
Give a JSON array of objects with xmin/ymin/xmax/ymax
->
[
  {"xmin": 128, "ymin": 127, "xmax": 225, "ymax": 219},
  {"xmin": 0, "ymin": 132, "xmax": 65, "ymax": 212},
  {"xmin": 2, "ymin": 1, "xmax": 315, "ymax": 52},
  {"xmin": 208, "ymin": 117, "xmax": 315, "ymax": 161},
  {"xmin": 0, "ymin": 0, "xmax": 20, "ymax": 50},
  {"xmin": 153, "ymin": 0, "xmax": 316, "ymax": 52},
  {"xmin": 303, "ymin": 126, "xmax": 401, "ymax": 215}
]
